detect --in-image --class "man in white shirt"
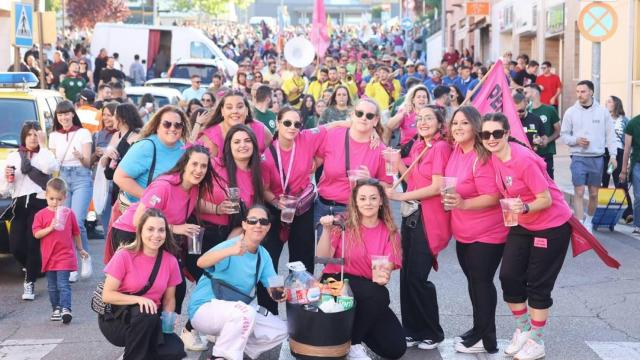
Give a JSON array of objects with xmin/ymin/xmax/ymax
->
[{"xmin": 182, "ymin": 75, "xmax": 207, "ymax": 101}]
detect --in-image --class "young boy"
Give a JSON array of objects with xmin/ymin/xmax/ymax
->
[{"xmin": 33, "ymin": 178, "xmax": 89, "ymax": 324}]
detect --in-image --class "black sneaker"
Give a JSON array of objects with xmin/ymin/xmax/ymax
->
[
  {"xmin": 50, "ymin": 307, "xmax": 62, "ymax": 321},
  {"xmin": 61, "ymin": 308, "xmax": 72, "ymax": 324}
]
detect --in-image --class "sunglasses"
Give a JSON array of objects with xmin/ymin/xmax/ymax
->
[
  {"xmin": 161, "ymin": 121, "xmax": 185, "ymax": 130},
  {"xmin": 355, "ymin": 110, "xmax": 376, "ymax": 120},
  {"xmin": 282, "ymin": 120, "xmax": 302, "ymax": 129},
  {"xmin": 517, "ymin": 109, "xmax": 526, "ymax": 113},
  {"xmin": 480, "ymin": 129, "xmax": 506, "ymax": 140},
  {"xmin": 245, "ymin": 217, "xmax": 270, "ymax": 226},
  {"xmin": 355, "ymin": 178, "xmax": 380, "ymax": 186}
]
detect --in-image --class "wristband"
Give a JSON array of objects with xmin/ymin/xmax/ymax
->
[{"xmin": 523, "ymin": 203, "xmax": 530, "ymax": 214}]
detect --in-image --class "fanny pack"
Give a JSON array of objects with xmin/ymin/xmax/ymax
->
[
  {"xmin": 400, "ymin": 200, "xmax": 419, "ymax": 217},
  {"xmin": 202, "ymin": 249, "xmax": 261, "ymax": 304},
  {"xmin": 295, "ymin": 183, "xmax": 316, "ymax": 216}
]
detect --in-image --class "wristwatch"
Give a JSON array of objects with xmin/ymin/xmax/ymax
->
[{"xmin": 523, "ymin": 203, "xmax": 530, "ymax": 214}]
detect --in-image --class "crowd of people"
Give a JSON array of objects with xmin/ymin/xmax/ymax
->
[{"xmin": 2, "ymin": 20, "xmax": 634, "ymax": 360}]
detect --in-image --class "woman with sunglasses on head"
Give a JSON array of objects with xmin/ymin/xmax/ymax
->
[
  {"xmin": 317, "ymin": 179, "xmax": 405, "ymax": 360},
  {"xmin": 48, "ymin": 100, "xmax": 94, "ymax": 280},
  {"xmin": 320, "ymin": 85, "xmax": 353, "ymax": 125},
  {"xmin": 197, "ymin": 91, "xmax": 272, "ymax": 159},
  {"xmin": 3, "ymin": 122, "xmax": 57, "ymax": 300},
  {"xmin": 188, "ymin": 205, "xmax": 287, "ymax": 360},
  {"xmin": 442, "ymin": 106, "xmax": 508, "ymax": 355},
  {"xmin": 386, "ymin": 105, "xmax": 451, "ymax": 351},
  {"xmin": 386, "ymin": 84, "xmax": 431, "ymax": 147},
  {"xmin": 480, "ymin": 113, "xmax": 572, "ymax": 360},
  {"xmin": 314, "ymin": 98, "xmax": 391, "ymax": 224}
]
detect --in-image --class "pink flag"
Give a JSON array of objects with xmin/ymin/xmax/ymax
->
[
  {"xmin": 471, "ymin": 59, "xmax": 529, "ymax": 147},
  {"xmin": 310, "ymin": 0, "xmax": 329, "ymax": 59}
]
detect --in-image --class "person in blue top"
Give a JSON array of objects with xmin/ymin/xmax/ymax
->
[
  {"xmin": 454, "ymin": 65, "xmax": 480, "ymax": 98},
  {"xmin": 114, "ymin": 105, "xmax": 189, "ymax": 205},
  {"xmin": 188, "ymin": 205, "xmax": 288, "ymax": 360}
]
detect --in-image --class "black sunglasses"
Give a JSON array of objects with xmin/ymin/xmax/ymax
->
[
  {"xmin": 516, "ymin": 109, "xmax": 526, "ymax": 113},
  {"xmin": 282, "ymin": 120, "xmax": 303, "ymax": 129},
  {"xmin": 355, "ymin": 110, "xmax": 376, "ymax": 120},
  {"xmin": 161, "ymin": 121, "xmax": 185, "ymax": 130},
  {"xmin": 480, "ymin": 130, "xmax": 506, "ymax": 140},
  {"xmin": 245, "ymin": 217, "xmax": 270, "ymax": 226},
  {"xmin": 355, "ymin": 178, "xmax": 380, "ymax": 186}
]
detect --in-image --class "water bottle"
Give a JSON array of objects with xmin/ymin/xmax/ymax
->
[
  {"xmin": 607, "ymin": 162, "xmax": 615, "ymax": 175},
  {"xmin": 336, "ymin": 279, "xmax": 354, "ymax": 310}
]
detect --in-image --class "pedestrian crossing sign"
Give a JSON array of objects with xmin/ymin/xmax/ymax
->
[{"xmin": 13, "ymin": 2, "xmax": 33, "ymax": 47}]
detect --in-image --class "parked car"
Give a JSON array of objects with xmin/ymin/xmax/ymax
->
[
  {"xmin": 144, "ymin": 78, "xmax": 208, "ymax": 93},
  {"xmin": 125, "ymin": 86, "xmax": 182, "ymax": 108},
  {"xmin": 167, "ymin": 58, "xmax": 230, "ymax": 85}
]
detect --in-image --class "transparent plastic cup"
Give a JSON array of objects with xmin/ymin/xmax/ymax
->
[
  {"xmin": 499, "ymin": 198, "xmax": 519, "ymax": 227},
  {"xmin": 347, "ymin": 169, "xmax": 370, "ymax": 189},
  {"xmin": 228, "ymin": 187, "xmax": 241, "ymax": 214},
  {"xmin": 188, "ymin": 227, "xmax": 205, "ymax": 254},
  {"xmin": 441, "ymin": 177, "xmax": 457, "ymax": 211},
  {"xmin": 280, "ymin": 195, "xmax": 298, "ymax": 223},
  {"xmin": 54, "ymin": 207, "xmax": 71, "ymax": 231},
  {"xmin": 161, "ymin": 311, "xmax": 176, "ymax": 334},
  {"xmin": 371, "ymin": 255, "xmax": 391, "ymax": 281},
  {"xmin": 268, "ymin": 275, "xmax": 286, "ymax": 301},
  {"xmin": 382, "ymin": 148, "xmax": 401, "ymax": 176}
]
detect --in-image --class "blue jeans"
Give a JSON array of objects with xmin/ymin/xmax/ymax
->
[
  {"xmin": 100, "ymin": 181, "xmax": 113, "ymax": 235},
  {"xmin": 60, "ymin": 166, "xmax": 93, "ymax": 251},
  {"xmin": 313, "ymin": 197, "xmax": 347, "ymax": 237},
  {"xmin": 47, "ymin": 270, "xmax": 71, "ymax": 310},
  {"xmin": 632, "ymin": 163, "xmax": 640, "ymax": 227}
]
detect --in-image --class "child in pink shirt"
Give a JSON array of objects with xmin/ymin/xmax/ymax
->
[{"xmin": 33, "ymin": 178, "xmax": 88, "ymax": 324}]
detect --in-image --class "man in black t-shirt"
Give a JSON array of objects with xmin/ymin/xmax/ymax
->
[
  {"xmin": 514, "ymin": 92, "xmax": 544, "ymax": 149},
  {"xmin": 513, "ymin": 60, "xmax": 539, "ymax": 87},
  {"xmin": 99, "ymin": 57, "xmax": 125, "ymax": 85}
]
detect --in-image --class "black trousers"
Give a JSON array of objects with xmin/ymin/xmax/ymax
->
[
  {"xmin": 98, "ymin": 306, "xmax": 186, "ymax": 360},
  {"xmin": 258, "ymin": 205, "xmax": 315, "ymax": 315},
  {"xmin": 184, "ymin": 220, "xmax": 231, "ymax": 282},
  {"xmin": 456, "ymin": 241, "xmax": 504, "ymax": 353},
  {"xmin": 322, "ymin": 274, "xmax": 407, "ymax": 359},
  {"xmin": 400, "ymin": 211, "xmax": 444, "ymax": 342},
  {"xmin": 609, "ymin": 149, "xmax": 634, "ymax": 218},
  {"xmin": 500, "ymin": 223, "xmax": 571, "ymax": 309},
  {"xmin": 542, "ymin": 154, "xmax": 555, "ymax": 180},
  {"xmin": 8, "ymin": 195, "xmax": 47, "ymax": 283}
]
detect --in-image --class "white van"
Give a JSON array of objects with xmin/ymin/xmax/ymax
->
[{"xmin": 91, "ymin": 23, "xmax": 238, "ymax": 79}]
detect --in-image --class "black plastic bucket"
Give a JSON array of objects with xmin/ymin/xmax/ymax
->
[{"xmin": 286, "ymin": 302, "xmax": 356, "ymax": 359}]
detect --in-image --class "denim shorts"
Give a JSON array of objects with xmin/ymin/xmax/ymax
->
[{"xmin": 570, "ymin": 156, "xmax": 604, "ymax": 187}]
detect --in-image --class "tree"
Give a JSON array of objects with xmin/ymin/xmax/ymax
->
[
  {"xmin": 45, "ymin": 0, "xmax": 61, "ymax": 12},
  {"xmin": 67, "ymin": 0, "xmax": 130, "ymax": 28},
  {"xmin": 173, "ymin": 0, "xmax": 253, "ymax": 17}
]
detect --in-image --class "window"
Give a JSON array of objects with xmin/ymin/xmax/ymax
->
[
  {"xmin": 190, "ymin": 42, "xmax": 216, "ymax": 60},
  {"xmin": 0, "ymin": 99, "xmax": 37, "ymax": 147}
]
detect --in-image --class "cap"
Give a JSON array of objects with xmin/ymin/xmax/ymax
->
[
  {"xmin": 80, "ymin": 88, "xmax": 95, "ymax": 102},
  {"xmin": 381, "ymin": 54, "xmax": 393, "ymax": 62},
  {"xmin": 406, "ymin": 60, "xmax": 415, "ymax": 67},
  {"xmin": 430, "ymin": 68, "xmax": 444, "ymax": 77}
]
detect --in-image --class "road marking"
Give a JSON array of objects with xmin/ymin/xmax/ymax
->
[
  {"xmin": 0, "ymin": 339, "xmax": 63, "ymax": 360},
  {"xmin": 438, "ymin": 339, "xmax": 510, "ymax": 360},
  {"xmin": 586, "ymin": 341, "xmax": 640, "ymax": 360}
]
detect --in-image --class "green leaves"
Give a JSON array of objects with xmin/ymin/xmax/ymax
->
[{"xmin": 172, "ymin": 0, "xmax": 254, "ymax": 16}]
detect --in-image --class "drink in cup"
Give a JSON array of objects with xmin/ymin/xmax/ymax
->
[
  {"xmin": 228, "ymin": 187, "xmax": 241, "ymax": 214},
  {"xmin": 499, "ymin": 198, "xmax": 519, "ymax": 227},
  {"xmin": 441, "ymin": 177, "xmax": 457, "ymax": 211},
  {"xmin": 160, "ymin": 311, "xmax": 176, "ymax": 334},
  {"xmin": 188, "ymin": 227, "xmax": 205, "ymax": 254},
  {"xmin": 268, "ymin": 275, "xmax": 286, "ymax": 301},
  {"xmin": 347, "ymin": 169, "xmax": 370, "ymax": 189},
  {"xmin": 280, "ymin": 195, "xmax": 298, "ymax": 223},
  {"xmin": 371, "ymin": 255, "xmax": 391, "ymax": 282},
  {"xmin": 382, "ymin": 148, "xmax": 401, "ymax": 176},
  {"xmin": 54, "ymin": 207, "xmax": 71, "ymax": 231}
]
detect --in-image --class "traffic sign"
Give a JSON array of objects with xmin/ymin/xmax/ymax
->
[
  {"xmin": 577, "ymin": 2, "xmax": 618, "ymax": 42},
  {"xmin": 466, "ymin": 1, "xmax": 490, "ymax": 16},
  {"xmin": 13, "ymin": 2, "xmax": 33, "ymax": 48},
  {"xmin": 401, "ymin": 17, "xmax": 413, "ymax": 31}
]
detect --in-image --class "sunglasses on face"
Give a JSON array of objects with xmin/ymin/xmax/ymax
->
[
  {"xmin": 355, "ymin": 110, "xmax": 376, "ymax": 120},
  {"xmin": 161, "ymin": 121, "xmax": 185, "ymax": 130},
  {"xmin": 517, "ymin": 109, "xmax": 526, "ymax": 113},
  {"xmin": 282, "ymin": 120, "xmax": 303, "ymax": 129},
  {"xmin": 480, "ymin": 129, "xmax": 506, "ymax": 140},
  {"xmin": 245, "ymin": 217, "xmax": 270, "ymax": 225}
]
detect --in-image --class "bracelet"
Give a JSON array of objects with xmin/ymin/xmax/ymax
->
[{"xmin": 523, "ymin": 203, "xmax": 530, "ymax": 214}]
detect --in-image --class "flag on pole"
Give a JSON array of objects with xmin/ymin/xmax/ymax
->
[
  {"xmin": 310, "ymin": 0, "xmax": 330, "ymax": 59},
  {"xmin": 327, "ymin": 15, "xmax": 334, "ymax": 38},
  {"xmin": 471, "ymin": 59, "xmax": 529, "ymax": 147}
]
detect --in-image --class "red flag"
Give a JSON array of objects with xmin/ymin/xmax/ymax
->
[
  {"xmin": 471, "ymin": 59, "xmax": 529, "ymax": 147},
  {"xmin": 310, "ymin": 0, "xmax": 329, "ymax": 59},
  {"xmin": 568, "ymin": 216, "xmax": 621, "ymax": 269}
]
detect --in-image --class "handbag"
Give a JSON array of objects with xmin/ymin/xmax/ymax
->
[
  {"xmin": 202, "ymin": 249, "xmax": 261, "ymax": 305},
  {"xmin": 91, "ymin": 249, "xmax": 163, "ymax": 315}
]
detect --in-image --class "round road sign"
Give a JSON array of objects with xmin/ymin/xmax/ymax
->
[
  {"xmin": 577, "ymin": 2, "xmax": 618, "ymax": 42},
  {"xmin": 401, "ymin": 18, "xmax": 413, "ymax": 31}
]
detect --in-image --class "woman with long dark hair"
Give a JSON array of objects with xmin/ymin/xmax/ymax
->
[
  {"xmin": 3, "ymin": 122, "xmax": 57, "ymax": 300},
  {"xmin": 299, "ymin": 94, "xmax": 317, "ymax": 129},
  {"xmin": 320, "ymin": 85, "xmax": 353, "ymax": 125},
  {"xmin": 442, "ymin": 106, "xmax": 508, "ymax": 354},
  {"xmin": 605, "ymin": 95, "xmax": 633, "ymax": 223}
]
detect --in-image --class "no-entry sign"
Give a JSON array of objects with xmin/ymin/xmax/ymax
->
[{"xmin": 577, "ymin": 2, "xmax": 618, "ymax": 42}]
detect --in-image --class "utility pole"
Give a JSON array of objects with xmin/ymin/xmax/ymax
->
[{"xmin": 37, "ymin": 0, "xmax": 46, "ymax": 89}]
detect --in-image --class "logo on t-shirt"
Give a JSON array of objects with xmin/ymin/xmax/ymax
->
[
  {"xmin": 540, "ymin": 115, "xmax": 548, "ymax": 124},
  {"xmin": 505, "ymin": 176, "xmax": 513, "ymax": 187},
  {"xmin": 260, "ymin": 154, "xmax": 266, "ymax": 161},
  {"xmin": 311, "ymin": 128, "xmax": 320, "ymax": 134},
  {"xmin": 269, "ymin": 120, "xmax": 276, "ymax": 129}
]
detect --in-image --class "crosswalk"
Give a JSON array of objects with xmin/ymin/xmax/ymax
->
[{"xmin": 0, "ymin": 339, "xmax": 62, "ymax": 360}]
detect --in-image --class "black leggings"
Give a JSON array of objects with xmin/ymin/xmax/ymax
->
[
  {"xmin": 456, "ymin": 241, "xmax": 504, "ymax": 353},
  {"xmin": 258, "ymin": 205, "xmax": 315, "ymax": 315},
  {"xmin": 500, "ymin": 223, "xmax": 571, "ymax": 309},
  {"xmin": 400, "ymin": 211, "xmax": 444, "ymax": 342},
  {"xmin": 8, "ymin": 194, "xmax": 47, "ymax": 283},
  {"xmin": 323, "ymin": 273, "xmax": 407, "ymax": 359}
]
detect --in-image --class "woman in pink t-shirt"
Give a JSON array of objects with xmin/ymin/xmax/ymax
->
[
  {"xmin": 101, "ymin": 208, "xmax": 185, "ymax": 360},
  {"xmin": 386, "ymin": 106, "xmax": 451, "ymax": 350},
  {"xmin": 442, "ymin": 106, "xmax": 508, "ymax": 355},
  {"xmin": 481, "ymin": 113, "xmax": 573, "ymax": 360},
  {"xmin": 385, "ymin": 85, "xmax": 431, "ymax": 149},
  {"xmin": 195, "ymin": 91, "xmax": 272, "ymax": 159},
  {"xmin": 317, "ymin": 179, "xmax": 405, "ymax": 360}
]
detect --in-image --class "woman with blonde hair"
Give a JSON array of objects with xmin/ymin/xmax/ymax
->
[{"xmin": 385, "ymin": 85, "xmax": 431, "ymax": 146}]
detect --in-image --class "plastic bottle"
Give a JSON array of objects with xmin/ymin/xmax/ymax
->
[
  {"xmin": 285, "ymin": 261, "xmax": 320, "ymax": 306},
  {"xmin": 336, "ymin": 279, "xmax": 354, "ymax": 310},
  {"xmin": 607, "ymin": 162, "xmax": 615, "ymax": 175}
]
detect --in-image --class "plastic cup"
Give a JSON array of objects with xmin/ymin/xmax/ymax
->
[
  {"xmin": 347, "ymin": 169, "xmax": 370, "ymax": 189},
  {"xmin": 441, "ymin": 177, "xmax": 457, "ymax": 211},
  {"xmin": 382, "ymin": 148, "xmax": 401, "ymax": 176},
  {"xmin": 160, "ymin": 311, "xmax": 176, "ymax": 334},
  {"xmin": 280, "ymin": 195, "xmax": 298, "ymax": 223},
  {"xmin": 188, "ymin": 227, "xmax": 205, "ymax": 254},
  {"xmin": 268, "ymin": 275, "xmax": 286, "ymax": 301},
  {"xmin": 54, "ymin": 207, "xmax": 71, "ymax": 231},
  {"xmin": 371, "ymin": 255, "xmax": 391, "ymax": 281},
  {"xmin": 499, "ymin": 198, "xmax": 519, "ymax": 227},
  {"xmin": 227, "ymin": 187, "xmax": 241, "ymax": 214}
]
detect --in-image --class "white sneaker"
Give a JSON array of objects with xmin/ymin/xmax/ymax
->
[
  {"xmin": 582, "ymin": 215, "xmax": 594, "ymax": 233},
  {"xmin": 417, "ymin": 339, "xmax": 441, "ymax": 350},
  {"xmin": 405, "ymin": 337, "xmax": 420, "ymax": 347},
  {"xmin": 505, "ymin": 329, "xmax": 531, "ymax": 356},
  {"xmin": 180, "ymin": 328, "xmax": 208, "ymax": 351},
  {"xmin": 514, "ymin": 339, "xmax": 545, "ymax": 360},
  {"xmin": 347, "ymin": 344, "xmax": 371, "ymax": 360},
  {"xmin": 69, "ymin": 271, "xmax": 79, "ymax": 283},
  {"xmin": 22, "ymin": 282, "xmax": 35, "ymax": 300},
  {"xmin": 454, "ymin": 339, "xmax": 486, "ymax": 354}
]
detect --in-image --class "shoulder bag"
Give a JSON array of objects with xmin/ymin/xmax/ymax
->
[
  {"xmin": 202, "ymin": 249, "xmax": 261, "ymax": 304},
  {"xmin": 51, "ymin": 131, "xmax": 78, "ymax": 177},
  {"xmin": 91, "ymin": 249, "xmax": 164, "ymax": 316},
  {"xmin": 269, "ymin": 144, "xmax": 316, "ymax": 216}
]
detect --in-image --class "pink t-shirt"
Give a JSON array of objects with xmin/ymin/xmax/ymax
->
[
  {"xmin": 262, "ymin": 127, "xmax": 327, "ymax": 197},
  {"xmin": 444, "ymin": 146, "xmax": 508, "ymax": 244},
  {"xmin": 199, "ymin": 121, "xmax": 268, "ymax": 159},
  {"xmin": 317, "ymin": 127, "xmax": 392, "ymax": 204},
  {"xmin": 113, "ymin": 173, "xmax": 198, "ymax": 233},
  {"xmin": 406, "ymin": 138, "xmax": 452, "ymax": 256},
  {"xmin": 33, "ymin": 207, "xmax": 80, "ymax": 272},
  {"xmin": 104, "ymin": 249, "xmax": 182, "ymax": 305},
  {"xmin": 399, "ymin": 112, "xmax": 417, "ymax": 145},
  {"xmin": 492, "ymin": 142, "xmax": 573, "ymax": 231},
  {"xmin": 323, "ymin": 221, "xmax": 402, "ymax": 279}
]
